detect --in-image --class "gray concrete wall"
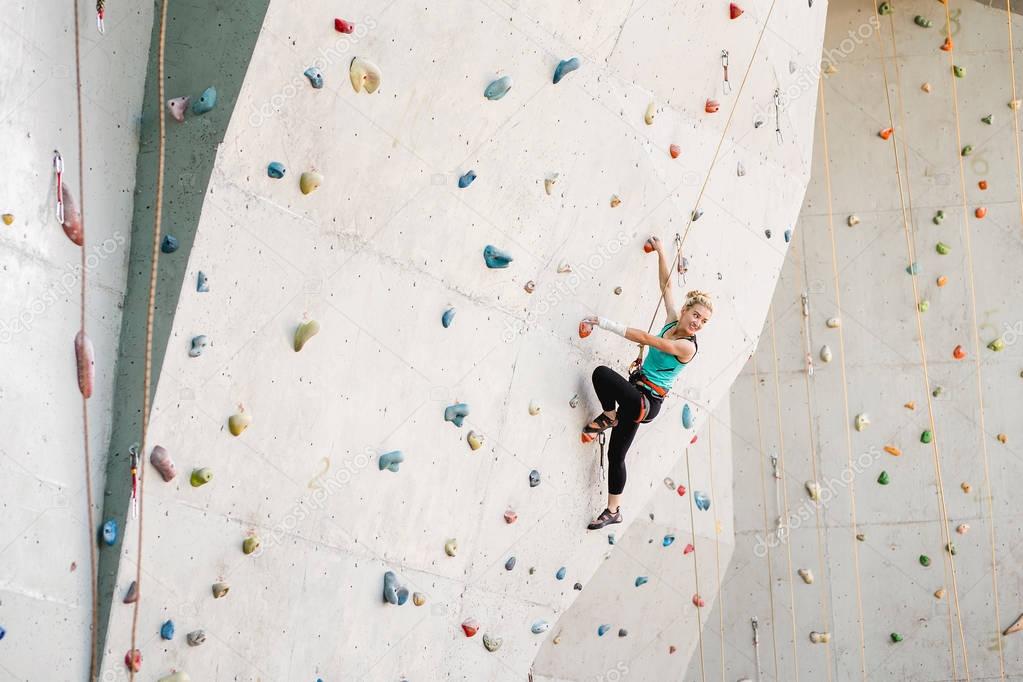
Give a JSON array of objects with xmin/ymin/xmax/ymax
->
[{"xmin": 689, "ymin": 0, "xmax": 1023, "ymax": 679}]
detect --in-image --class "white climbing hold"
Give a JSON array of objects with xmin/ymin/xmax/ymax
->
[
  {"xmin": 737, "ymin": 161, "xmax": 746, "ymax": 176},
  {"xmin": 531, "ymin": 620, "xmax": 550, "ymax": 634},
  {"xmin": 158, "ymin": 674, "xmax": 191, "ymax": 682},
  {"xmin": 854, "ymin": 413, "xmax": 869, "ymax": 432},
  {"xmin": 798, "ymin": 568, "xmax": 814, "ymax": 584},
  {"xmin": 544, "ymin": 174, "xmax": 558, "ymax": 195},
  {"xmin": 805, "ymin": 481, "xmax": 821, "ymax": 501},
  {"xmin": 820, "ymin": 345, "xmax": 832, "ymax": 363},
  {"xmin": 557, "ymin": 262, "xmax": 572, "ymax": 274},
  {"xmin": 644, "ymin": 101, "xmax": 656, "ymax": 125},
  {"xmin": 528, "ymin": 400, "xmax": 541, "ymax": 416},
  {"xmin": 826, "ymin": 317, "xmax": 841, "ymax": 328},
  {"xmin": 569, "ymin": 394, "xmax": 580, "ymax": 408},
  {"xmin": 444, "ymin": 538, "xmax": 458, "ymax": 557},
  {"xmin": 349, "ymin": 57, "xmax": 381, "ymax": 93},
  {"xmin": 847, "ymin": 215, "xmax": 860, "ymax": 227}
]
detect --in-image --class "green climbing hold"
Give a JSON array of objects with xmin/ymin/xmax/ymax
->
[
  {"xmin": 982, "ymin": 114, "xmax": 993, "ymax": 125},
  {"xmin": 921, "ymin": 430, "xmax": 933, "ymax": 443},
  {"xmin": 961, "ymin": 145, "xmax": 973, "ymax": 156},
  {"xmin": 936, "ymin": 242, "xmax": 951, "ymax": 255},
  {"xmin": 891, "ymin": 632, "xmax": 904, "ymax": 642},
  {"xmin": 913, "ymin": 15, "xmax": 931, "ymax": 27},
  {"xmin": 878, "ymin": 470, "xmax": 890, "ymax": 485},
  {"xmin": 932, "ymin": 386, "xmax": 943, "ymax": 397},
  {"xmin": 933, "ymin": 210, "xmax": 944, "ymax": 225},
  {"xmin": 988, "ymin": 338, "xmax": 1005, "ymax": 351},
  {"xmin": 918, "ymin": 300, "xmax": 929, "ymax": 312},
  {"xmin": 190, "ymin": 468, "xmax": 212, "ymax": 487},
  {"xmin": 953, "ymin": 65, "xmax": 964, "ymax": 78},
  {"xmin": 919, "ymin": 554, "xmax": 931, "ymax": 567},
  {"xmin": 879, "ymin": 1, "xmax": 893, "ymax": 14}
]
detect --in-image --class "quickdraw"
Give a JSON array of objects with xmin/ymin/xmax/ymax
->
[
  {"xmin": 721, "ymin": 50, "xmax": 731, "ymax": 94},
  {"xmin": 774, "ymin": 88, "xmax": 784, "ymax": 144},
  {"xmin": 598, "ymin": 431, "xmax": 607, "ymax": 479},
  {"xmin": 53, "ymin": 150, "xmax": 64, "ymax": 224},
  {"xmin": 128, "ymin": 443, "xmax": 139, "ymax": 519},
  {"xmin": 97, "ymin": 0, "xmax": 106, "ymax": 34}
]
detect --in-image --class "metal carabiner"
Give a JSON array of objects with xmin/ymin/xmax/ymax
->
[
  {"xmin": 774, "ymin": 88, "xmax": 784, "ymax": 144},
  {"xmin": 721, "ymin": 50, "xmax": 731, "ymax": 94}
]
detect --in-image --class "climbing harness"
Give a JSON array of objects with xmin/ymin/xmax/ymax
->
[
  {"xmin": 773, "ymin": 89, "xmax": 784, "ymax": 144},
  {"xmin": 129, "ymin": 443, "xmax": 139, "ymax": 519},
  {"xmin": 96, "ymin": 0, "xmax": 105, "ymax": 33},
  {"xmin": 53, "ymin": 150, "xmax": 64, "ymax": 223},
  {"xmin": 721, "ymin": 50, "xmax": 731, "ymax": 94}
]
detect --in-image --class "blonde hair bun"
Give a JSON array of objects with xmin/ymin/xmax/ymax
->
[{"xmin": 684, "ymin": 290, "xmax": 713, "ymax": 313}]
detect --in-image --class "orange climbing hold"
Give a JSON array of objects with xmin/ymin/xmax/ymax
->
[
  {"xmin": 705, "ymin": 99, "xmax": 720, "ymax": 113},
  {"xmin": 975, "ymin": 207, "xmax": 987, "ymax": 219},
  {"xmin": 730, "ymin": 2, "xmax": 744, "ymax": 18},
  {"xmin": 884, "ymin": 445, "xmax": 902, "ymax": 457},
  {"xmin": 978, "ymin": 180, "xmax": 988, "ymax": 190},
  {"xmin": 578, "ymin": 320, "xmax": 593, "ymax": 338},
  {"xmin": 937, "ymin": 275, "xmax": 948, "ymax": 287},
  {"xmin": 904, "ymin": 401, "xmax": 916, "ymax": 410},
  {"xmin": 941, "ymin": 37, "xmax": 953, "ymax": 51},
  {"xmin": 669, "ymin": 144, "xmax": 681, "ymax": 159},
  {"xmin": 879, "ymin": 127, "xmax": 893, "ymax": 140},
  {"xmin": 953, "ymin": 345, "xmax": 966, "ymax": 360}
]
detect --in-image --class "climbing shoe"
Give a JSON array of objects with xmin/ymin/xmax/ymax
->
[
  {"xmin": 587, "ymin": 507, "xmax": 622, "ymax": 530},
  {"xmin": 581, "ymin": 412, "xmax": 617, "ymax": 443}
]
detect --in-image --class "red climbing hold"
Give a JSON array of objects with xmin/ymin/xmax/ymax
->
[
  {"xmin": 683, "ymin": 543, "xmax": 695, "ymax": 555},
  {"xmin": 334, "ymin": 18, "xmax": 354, "ymax": 33},
  {"xmin": 953, "ymin": 345, "xmax": 966, "ymax": 360},
  {"xmin": 461, "ymin": 619, "xmax": 480, "ymax": 637},
  {"xmin": 643, "ymin": 240, "xmax": 655, "ymax": 254},
  {"xmin": 730, "ymin": 3, "xmax": 744, "ymax": 19},
  {"xmin": 705, "ymin": 99, "xmax": 720, "ymax": 113},
  {"xmin": 941, "ymin": 36, "xmax": 953, "ymax": 51},
  {"xmin": 975, "ymin": 207, "xmax": 987, "ymax": 218},
  {"xmin": 879, "ymin": 127, "xmax": 893, "ymax": 140},
  {"xmin": 978, "ymin": 180, "xmax": 988, "ymax": 190},
  {"xmin": 690, "ymin": 435, "xmax": 698, "ymax": 444},
  {"xmin": 677, "ymin": 484, "xmax": 686, "ymax": 497},
  {"xmin": 669, "ymin": 144, "xmax": 681, "ymax": 159},
  {"xmin": 578, "ymin": 320, "xmax": 593, "ymax": 338},
  {"xmin": 124, "ymin": 649, "xmax": 142, "ymax": 672}
]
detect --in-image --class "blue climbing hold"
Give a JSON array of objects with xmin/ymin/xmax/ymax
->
[
  {"xmin": 607, "ymin": 534, "xmax": 615, "ymax": 545},
  {"xmin": 160, "ymin": 620, "xmax": 175, "ymax": 640},
  {"xmin": 556, "ymin": 566, "xmax": 566, "ymax": 580},
  {"xmin": 197, "ymin": 271, "xmax": 209, "ymax": 292},
  {"xmin": 267, "ymin": 162, "xmax": 286, "ymax": 179},
  {"xmin": 378, "ymin": 450, "xmax": 404, "ymax": 472},
  {"xmin": 529, "ymin": 469, "xmax": 541, "ymax": 487},
  {"xmin": 383, "ymin": 571, "xmax": 409, "ymax": 605},
  {"xmin": 505, "ymin": 556, "xmax": 516, "ymax": 571},
  {"xmin": 906, "ymin": 262, "xmax": 920, "ymax": 275},
  {"xmin": 0, "ymin": 626, "xmax": 5, "ymax": 641},
  {"xmin": 681, "ymin": 404, "xmax": 694, "ymax": 429},
  {"xmin": 597, "ymin": 624, "xmax": 611, "ymax": 637},
  {"xmin": 484, "ymin": 75, "xmax": 513, "ymax": 100},
  {"xmin": 100, "ymin": 519, "xmax": 117, "ymax": 546},
  {"xmin": 662, "ymin": 534, "xmax": 675, "ymax": 547},
  {"xmin": 784, "ymin": 229, "xmax": 792, "ymax": 242},
  {"xmin": 192, "ymin": 86, "xmax": 217, "ymax": 114},
  {"xmin": 458, "ymin": 170, "xmax": 477, "ymax": 189},
  {"xmin": 442, "ymin": 307, "xmax": 456, "ymax": 328},
  {"xmin": 635, "ymin": 576, "xmax": 648, "ymax": 587},
  {"xmin": 444, "ymin": 403, "xmax": 470, "ymax": 427},
  {"xmin": 161, "ymin": 234, "xmax": 179, "ymax": 253},
  {"xmin": 303, "ymin": 67, "xmax": 324, "ymax": 89},
  {"xmin": 483, "ymin": 245, "xmax": 513, "ymax": 269},
  {"xmin": 694, "ymin": 491, "xmax": 711, "ymax": 511},
  {"xmin": 531, "ymin": 620, "xmax": 550, "ymax": 634},
  {"xmin": 553, "ymin": 57, "xmax": 580, "ymax": 84}
]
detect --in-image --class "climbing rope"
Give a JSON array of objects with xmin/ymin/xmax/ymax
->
[
  {"xmin": 71, "ymin": 1, "xmax": 99, "ymax": 678},
  {"xmin": 750, "ymin": 354, "xmax": 782, "ymax": 681},
  {"xmin": 705, "ymin": 421, "xmax": 727, "ymax": 682},
  {"xmin": 1007, "ymin": 0, "xmax": 1023, "ymax": 230},
  {"xmin": 765, "ymin": 307, "xmax": 801, "ymax": 681},
  {"xmin": 787, "ymin": 238, "xmax": 834, "ymax": 682},
  {"xmin": 816, "ymin": 79, "xmax": 868, "ymax": 682},
  {"xmin": 128, "ymin": 0, "xmax": 169, "ymax": 677},
  {"xmin": 872, "ymin": 2, "xmax": 971, "ymax": 675},
  {"xmin": 940, "ymin": 0, "xmax": 1007, "ymax": 675},
  {"xmin": 683, "ymin": 445, "xmax": 707, "ymax": 682},
  {"xmin": 633, "ymin": 0, "xmax": 781, "ymax": 367}
]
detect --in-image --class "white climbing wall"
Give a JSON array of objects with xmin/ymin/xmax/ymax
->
[
  {"xmin": 0, "ymin": 4, "xmax": 154, "ymax": 681},
  {"xmin": 95, "ymin": 1, "xmax": 825, "ymax": 680}
]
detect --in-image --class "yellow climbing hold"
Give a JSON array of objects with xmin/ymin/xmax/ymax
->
[
  {"xmin": 904, "ymin": 401, "xmax": 915, "ymax": 410},
  {"xmin": 854, "ymin": 413, "xmax": 870, "ymax": 431},
  {"xmin": 300, "ymin": 171, "xmax": 323, "ymax": 195},
  {"xmin": 644, "ymin": 101, "xmax": 656, "ymax": 125},
  {"xmin": 798, "ymin": 568, "xmax": 814, "ymax": 584},
  {"xmin": 294, "ymin": 319, "xmax": 320, "ymax": 351},
  {"xmin": 467, "ymin": 430, "xmax": 484, "ymax": 450},
  {"xmin": 412, "ymin": 592, "xmax": 426, "ymax": 606},
  {"xmin": 1, "ymin": 213, "xmax": 13, "ymax": 225},
  {"xmin": 997, "ymin": 433, "xmax": 1008, "ymax": 444},
  {"xmin": 934, "ymin": 587, "xmax": 946, "ymax": 599},
  {"xmin": 544, "ymin": 174, "xmax": 558, "ymax": 195},
  {"xmin": 228, "ymin": 410, "xmax": 252, "ymax": 436},
  {"xmin": 610, "ymin": 194, "xmax": 621, "ymax": 207}
]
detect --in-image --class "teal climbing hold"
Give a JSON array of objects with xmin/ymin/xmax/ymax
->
[
  {"xmin": 662, "ymin": 534, "xmax": 675, "ymax": 547},
  {"xmin": 529, "ymin": 469, "xmax": 541, "ymax": 487},
  {"xmin": 442, "ymin": 307, "xmax": 456, "ymax": 328},
  {"xmin": 484, "ymin": 75, "xmax": 513, "ymax": 100},
  {"xmin": 192, "ymin": 86, "xmax": 217, "ymax": 114},
  {"xmin": 383, "ymin": 571, "xmax": 409, "ymax": 605},
  {"xmin": 681, "ymin": 404, "xmax": 694, "ymax": 429},
  {"xmin": 161, "ymin": 235, "xmax": 179, "ymax": 253},
  {"xmin": 304, "ymin": 67, "xmax": 324, "ymax": 89},
  {"xmin": 505, "ymin": 556, "xmax": 516, "ymax": 571},
  {"xmin": 694, "ymin": 491, "xmax": 711, "ymax": 511},
  {"xmin": 378, "ymin": 450, "xmax": 404, "ymax": 472},
  {"xmin": 598, "ymin": 624, "xmax": 611, "ymax": 636},
  {"xmin": 906, "ymin": 262, "xmax": 920, "ymax": 275},
  {"xmin": 556, "ymin": 566, "xmax": 566, "ymax": 580},
  {"xmin": 553, "ymin": 57, "xmax": 580, "ymax": 84},
  {"xmin": 919, "ymin": 554, "xmax": 931, "ymax": 566},
  {"xmin": 267, "ymin": 162, "xmax": 286, "ymax": 179},
  {"xmin": 458, "ymin": 170, "xmax": 477, "ymax": 188},
  {"xmin": 444, "ymin": 403, "xmax": 470, "ymax": 427},
  {"xmin": 784, "ymin": 229, "xmax": 791, "ymax": 243},
  {"xmin": 189, "ymin": 335, "xmax": 209, "ymax": 358},
  {"xmin": 607, "ymin": 534, "xmax": 615, "ymax": 545},
  {"xmin": 100, "ymin": 519, "xmax": 117, "ymax": 546},
  {"xmin": 160, "ymin": 620, "xmax": 174, "ymax": 640},
  {"xmin": 483, "ymin": 245, "xmax": 513, "ymax": 269},
  {"xmin": 197, "ymin": 271, "xmax": 209, "ymax": 292},
  {"xmin": 635, "ymin": 576, "xmax": 648, "ymax": 587},
  {"xmin": 878, "ymin": 470, "xmax": 890, "ymax": 485}
]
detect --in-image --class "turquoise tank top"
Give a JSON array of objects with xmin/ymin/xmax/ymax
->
[{"xmin": 641, "ymin": 321, "xmax": 694, "ymax": 390}]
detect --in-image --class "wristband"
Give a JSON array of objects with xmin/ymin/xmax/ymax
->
[{"xmin": 597, "ymin": 317, "xmax": 628, "ymax": 337}]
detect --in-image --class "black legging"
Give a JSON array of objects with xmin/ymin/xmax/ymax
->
[{"xmin": 591, "ymin": 365, "xmax": 663, "ymax": 495}]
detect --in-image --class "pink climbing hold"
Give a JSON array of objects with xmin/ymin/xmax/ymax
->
[
  {"xmin": 705, "ymin": 99, "xmax": 720, "ymax": 113},
  {"xmin": 677, "ymin": 484, "xmax": 686, "ymax": 496},
  {"xmin": 166, "ymin": 96, "xmax": 190, "ymax": 122},
  {"xmin": 61, "ymin": 184, "xmax": 83, "ymax": 246},
  {"xmin": 150, "ymin": 445, "xmax": 177, "ymax": 482},
  {"xmin": 334, "ymin": 18, "xmax": 355, "ymax": 33},
  {"xmin": 690, "ymin": 435, "xmax": 698, "ymax": 444},
  {"xmin": 461, "ymin": 619, "xmax": 480, "ymax": 637},
  {"xmin": 683, "ymin": 543, "xmax": 695, "ymax": 555},
  {"xmin": 692, "ymin": 593, "xmax": 705, "ymax": 607},
  {"xmin": 124, "ymin": 649, "xmax": 142, "ymax": 672},
  {"xmin": 730, "ymin": 2, "xmax": 744, "ymax": 19},
  {"xmin": 75, "ymin": 330, "xmax": 94, "ymax": 399},
  {"xmin": 504, "ymin": 510, "xmax": 518, "ymax": 524}
]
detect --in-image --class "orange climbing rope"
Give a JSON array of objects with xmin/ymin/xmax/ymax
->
[
  {"xmin": 766, "ymin": 307, "xmax": 801, "ymax": 682},
  {"xmin": 705, "ymin": 422, "xmax": 727, "ymax": 682},
  {"xmin": 71, "ymin": 1, "xmax": 99, "ymax": 678},
  {"xmin": 683, "ymin": 445, "xmax": 707, "ymax": 682},
  {"xmin": 872, "ymin": 2, "xmax": 971, "ymax": 675},
  {"xmin": 750, "ymin": 354, "xmax": 782, "ymax": 681},
  {"xmin": 816, "ymin": 79, "xmax": 869, "ymax": 682},
  {"xmin": 1007, "ymin": 0, "xmax": 1023, "ymax": 231},
  {"xmin": 128, "ymin": 0, "xmax": 169, "ymax": 677},
  {"xmin": 940, "ymin": 0, "xmax": 1007, "ymax": 676}
]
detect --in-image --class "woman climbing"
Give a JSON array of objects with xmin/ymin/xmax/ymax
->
[{"xmin": 579, "ymin": 236, "xmax": 713, "ymax": 530}]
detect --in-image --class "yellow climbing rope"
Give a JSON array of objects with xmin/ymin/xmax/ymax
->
[
  {"xmin": 71, "ymin": 0, "xmax": 99, "ymax": 678},
  {"xmin": 128, "ymin": 0, "xmax": 170, "ymax": 677}
]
